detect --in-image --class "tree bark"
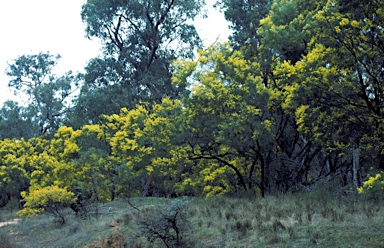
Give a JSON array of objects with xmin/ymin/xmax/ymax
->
[{"xmin": 352, "ymin": 141, "xmax": 359, "ymax": 190}]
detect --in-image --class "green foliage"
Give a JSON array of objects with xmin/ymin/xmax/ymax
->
[
  {"xmin": 0, "ymin": 101, "xmax": 37, "ymax": 139},
  {"xmin": 73, "ymin": 0, "xmax": 206, "ymax": 126},
  {"xmin": 2, "ymin": 0, "xmax": 384, "ymax": 211},
  {"xmin": 257, "ymin": 0, "xmax": 384, "ymax": 189},
  {"xmin": 217, "ymin": 0, "xmax": 272, "ymax": 59},
  {"xmin": 5, "ymin": 52, "xmax": 79, "ymax": 136}
]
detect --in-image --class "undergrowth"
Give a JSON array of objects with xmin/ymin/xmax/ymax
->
[{"xmin": 0, "ymin": 189, "xmax": 383, "ymax": 248}]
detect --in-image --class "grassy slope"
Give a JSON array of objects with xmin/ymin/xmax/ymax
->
[{"xmin": 0, "ymin": 190, "xmax": 383, "ymax": 248}]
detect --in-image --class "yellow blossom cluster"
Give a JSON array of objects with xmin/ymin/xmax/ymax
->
[{"xmin": 358, "ymin": 173, "xmax": 384, "ymax": 194}]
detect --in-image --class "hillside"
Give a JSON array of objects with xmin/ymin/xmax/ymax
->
[{"xmin": 1, "ymin": 189, "xmax": 383, "ymax": 248}]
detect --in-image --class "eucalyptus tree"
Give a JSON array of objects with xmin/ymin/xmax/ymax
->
[
  {"xmin": 5, "ymin": 52, "xmax": 79, "ymax": 136},
  {"xmin": 0, "ymin": 101, "xmax": 37, "ymax": 139},
  {"xmin": 74, "ymin": 0, "xmax": 205, "ymax": 126},
  {"xmin": 217, "ymin": 0, "xmax": 272, "ymax": 57},
  {"xmin": 217, "ymin": 0, "xmax": 272, "ymax": 87}
]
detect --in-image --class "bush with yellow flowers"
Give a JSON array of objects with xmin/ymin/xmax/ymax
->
[
  {"xmin": 357, "ymin": 172, "xmax": 384, "ymax": 202},
  {"xmin": 18, "ymin": 185, "xmax": 76, "ymax": 224}
]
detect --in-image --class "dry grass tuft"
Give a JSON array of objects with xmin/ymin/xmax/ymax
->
[{"xmin": 0, "ymin": 190, "xmax": 383, "ymax": 247}]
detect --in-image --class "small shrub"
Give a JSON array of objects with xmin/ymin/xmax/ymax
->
[
  {"xmin": 358, "ymin": 172, "xmax": 384, "ymax": 202},
  {"xmin": 18, "ymin": 185, "xmax": 76, "ymax": 224},
  {"xmin": 138, "ymin": 198, "xmax": 190, "ymax": 247}
]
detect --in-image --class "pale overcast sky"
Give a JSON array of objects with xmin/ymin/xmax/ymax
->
[{"xmin": 0, "ymin": 0, "xmax": 231, "ymax": 106}]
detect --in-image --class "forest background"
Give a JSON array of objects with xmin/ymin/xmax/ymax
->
[{"xmin": 0, "ymin": 0, "xmax": 384, "ymax": 214}]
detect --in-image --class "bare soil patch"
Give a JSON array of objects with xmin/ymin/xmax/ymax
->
[{"xmin": 0, "ymin": 219, "xmax": 20, "ymax": 228}]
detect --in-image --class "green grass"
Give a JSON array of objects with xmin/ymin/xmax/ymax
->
[{"xmin": 0, "ymin": 191, "xmax": 383, "ymax": 248}]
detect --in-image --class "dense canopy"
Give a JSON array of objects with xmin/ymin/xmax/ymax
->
[{"xmin": 1, "ymin": 0, "xmax": 383, "ymax": 213}]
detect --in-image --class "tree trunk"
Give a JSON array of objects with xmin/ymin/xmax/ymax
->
[
  {"xmin": 261, "ymin": 158, "xmax": 266, "ymax": 198},
  {"xmin": 91, "ymin": 173, "xmax": 100, "ymax": 218},
  {"xmin": 352, "ymin": 141, "xmax": 359, "ymax": 190},
  {"xmin": 324, "ymin": 148, "xmax": 331, "ymax": 181}
]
